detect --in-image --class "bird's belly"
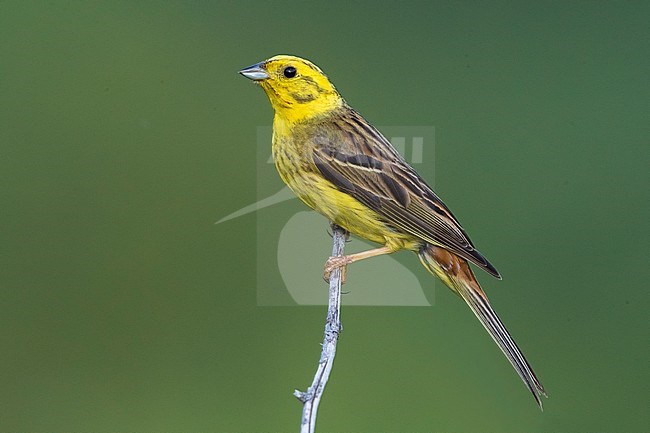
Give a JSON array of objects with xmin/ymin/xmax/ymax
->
[{"xmin": 283, "ymin": 170, "xmax": 418, "ymax": 251}]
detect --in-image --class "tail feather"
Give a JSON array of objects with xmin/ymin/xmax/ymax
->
[{"xmin": 419, "ymin": 244, "xmax": 547, "ymax": 409}]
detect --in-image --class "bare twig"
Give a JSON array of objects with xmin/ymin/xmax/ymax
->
[{"xmin": 294, "ymin": 223, "xmax": 346, "ymax": 433}]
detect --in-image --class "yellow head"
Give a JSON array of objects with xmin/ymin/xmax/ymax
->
[{"xmin": 239, "ymin": 55, "xmax": 343, "ymax": 123}]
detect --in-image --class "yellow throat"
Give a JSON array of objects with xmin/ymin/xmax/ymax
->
[{"xmin": 239, "ymin": 55, "xmax": 344, "ymax": 123}]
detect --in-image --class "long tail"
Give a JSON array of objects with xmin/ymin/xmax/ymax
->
[{"xmin": 418, "ymin": 244, "xmax": 547, "ymax": 409}]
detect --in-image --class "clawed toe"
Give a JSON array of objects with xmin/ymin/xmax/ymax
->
[{"xmin": 323, "ymin": 256, "xmax": 350, "ymax": 283}]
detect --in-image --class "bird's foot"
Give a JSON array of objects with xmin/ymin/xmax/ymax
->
[{"xmin": 323, "ymin": 255, "xmax": 351, "ymax": 283}]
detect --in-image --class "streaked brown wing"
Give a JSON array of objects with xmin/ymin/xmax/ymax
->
[{"xmin": 310, "ymin": 108, "xmax": 501, "ymax": 279}]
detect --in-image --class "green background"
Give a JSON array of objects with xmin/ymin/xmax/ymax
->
[{"xmin": 1, "ymin": 1, "xmax": 648, "ymax": 432}]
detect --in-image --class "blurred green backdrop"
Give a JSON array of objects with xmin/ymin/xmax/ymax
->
[{"xmin": 1, "ymin": 1, "xmax": 648, "ymax": 432}]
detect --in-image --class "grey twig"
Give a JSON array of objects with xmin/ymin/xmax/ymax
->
[{"xmin": 294, "ymin": 223, "xmax": 346, "ymax": 433}]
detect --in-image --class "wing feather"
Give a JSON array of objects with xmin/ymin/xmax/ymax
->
[{"xmin": 310, "ymin": 108, "xmax": 501, "ymax": 278}]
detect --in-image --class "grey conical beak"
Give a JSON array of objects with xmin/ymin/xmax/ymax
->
[{"xmin": 239, "ymin": 62, "xmax": 269, "ymax": 81}]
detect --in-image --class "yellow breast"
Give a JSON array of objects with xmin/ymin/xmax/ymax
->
[{"xmin": 272, "ymin": 116, "xmax": 418, "ymax": 252}]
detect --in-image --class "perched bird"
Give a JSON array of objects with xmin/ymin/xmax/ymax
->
[{"xmin": 239, "ymin": 55, "xmax": 546, "ymax": 408}]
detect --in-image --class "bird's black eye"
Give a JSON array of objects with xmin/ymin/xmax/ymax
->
[{"xmin": 283, "ymin": 66, "xmax": 297, "ymax": 78}]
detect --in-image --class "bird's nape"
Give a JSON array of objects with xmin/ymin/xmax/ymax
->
[{"xmin": 239, "ymin": 54, "xmax": 546, "ymax": 410}]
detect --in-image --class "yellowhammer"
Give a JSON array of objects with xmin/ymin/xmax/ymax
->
[{"xmin": 239, "ymin": 55, "xmax": 546, "ymax": 408}]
